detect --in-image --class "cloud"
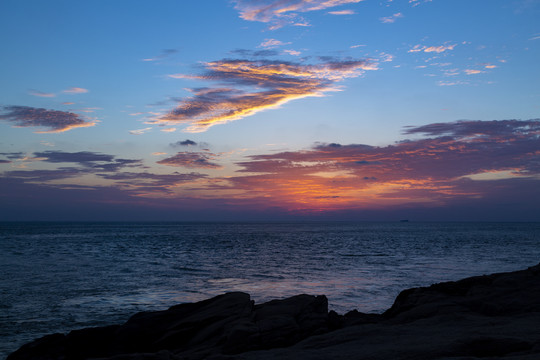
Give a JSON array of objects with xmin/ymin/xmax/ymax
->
[
  {"xmin": 129, "ymin": 127, "xmax": 152, "ymax": 135},
  {"xmin": 157, "ymin": 151, "xmax": 222, "ymax": 169},
  {"xmin": 0, "ymin": 160, "xmax": 11, "ymax": 164},
  {"xmin": 409, "ymin": 0, "xmax": 433, "ymax": 7},
  {"xmin": 63, "ymin": 87, "xmax": 88, "ymax": 94},
  {"xmin": 160, "ymin": 127, "xmax": 177, "ymax": 133},
  {"xmin": 34, "ymin": 150, "xmax": 114, "ymax": 164},
  {"xmin": 380, "ymin": 12, "xmax": 403, "ymax": 23},
  {"xmin": 154, "ymin": 58, "xmax": 377, "ymax": 132},
  {"xmin": 259, "ymin": 39, "xmax": 290, "ymax": 48},
  {"xmin": 438, "ymin": 80, "xmax": 469, "ymax": 86},
  {"xmin": 328, "ymin": 9, "xmax": 355, "ymax": 15},
  {"xmin": 142, "ymin": 49, "xmax": 179, "ymax": 62},
  {"xmin": 226, "ymin": 119, "xmax": 540, "ymax": 211},
  {"xmin": 96, "ymin": 171, "xmax": 207, "ymax": 189},
  {"xmin": 28, "ymin": 89, "xmax": 56, "ymax": 98},
  {"xmin": 171, "ymin": 139, "xmax": 198, "ymax": 147},
  {"xmin": 231, "ymin": 49, "xmax": 280, "ymax": 57},
  {"xmin": 409, "ymin": 44, "xmax": 456, "ymax": 53},
  {"xmin": 464, "ymin": 69, "xmax": 483, "ymax": 75},
  {"xmin": 3, "ymin": 168, "xmax": 89, "ymax": 182},
  {"xmin": 283, "ymin": 49, "xmax": 302, "ymax": 56},
  {"xmin": 233, "ymin": 0, "xmax": 364, "ymax": 29},
  {"xmin": 0, "ymin": 106, "xmax": 97, "ymax": 133},
  {"xmin": 32, "ymin": 150, "xmax": 143, "ymax": 172},
  {"xmin": 0, "ymin": 152, "xmax": 25, "ymax": 160}
]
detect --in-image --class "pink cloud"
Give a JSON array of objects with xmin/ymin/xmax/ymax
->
[{"xmin": 63, "ymin": 87, "xmax": 89, "ymax": 94}]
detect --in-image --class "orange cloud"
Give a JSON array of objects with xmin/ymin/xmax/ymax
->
[
  {"xmin": 152, "ymin": 58, "xmax": 376, "ymax": 132},
  {"xmin": 225, "ymin": 120, "xmax": 540, "ymax": 211}
]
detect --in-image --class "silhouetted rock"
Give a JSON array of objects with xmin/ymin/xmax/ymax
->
[{"xmin": 8, "ymin": 263, "xmax": 540, "ymax": 360}]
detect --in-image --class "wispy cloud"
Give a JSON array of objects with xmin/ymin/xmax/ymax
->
[
  {"xmin": 230, "ymin": 49, "xmax": 280, "ymax": 58},
  {"xmin": 142, "ymin": 49, "xmax": 179, "ymax": 62},
  {"xmin": 62, "ymin": 87, "xmax": 89, "ymax": 94},
  {"xmin": 129, "ymin": 127, "xmax": 153, "ymax": 135},
  {"xmin": 28, "ymin": 89, "xmax": 56, "ymax": 98},
  {"xmin": 438, "ymin": 80, "xmax": 469, "ymax": 86},
  {"xmin": 283, "ymin": 49, "xmax": 302, "ymax": 56},
  {"xmin": 96, "ymin": 171, "xmax": 207, "ymax": 192},
  {"xmin": 233, "ymin": 0, "xmax": 364, "ymax": 29},
  {"xmin": 464, "ymin": 69, "xmax": 483, "ymax": 75},
  {"xmin": 259, "ymin": 39, "xmax": 290, "ymax": 48},
  {"xmin": 328, "ymin": 9, "xmax": 355, "ymax": 15},
  {"xmin": 409, "ymin": 44, "xmax": 456, "ymax": 53},
  {"xmin": 409, "ymin": 0, "xmax": 433, "ymax": 7},
  {"xmin": 34, "ymin": 150, "xmax": 114, "ymax": 164},
  {"xmin": 155, "ymin": 57, "xmax": 377, "ymax": 132},
  {"xmin": 380, "ymin": 12, "xmax": 403, "ymax": 23},
  {"xmin": 33, "ymin": 150, "xmax": 143, "ymax": 171},
  {"xmin": 0, "ymin": 152, "xmax": 25, "ymax": 160},
  {"xmin": 0, "ymin": 106, "xmax": 97, "ymax": 133},
  {"xmin": 157, "ymin": 151, "xmax": 222, "ymax": 169}
]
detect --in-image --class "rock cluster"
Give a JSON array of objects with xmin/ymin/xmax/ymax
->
[{"xmin": 8, "ymin": 263, "xmax": 540, "ymax": 359}]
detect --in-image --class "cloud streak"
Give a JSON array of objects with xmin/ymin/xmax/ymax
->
[
  {"xmin": 63, "ymin": 87, "xmax": 89, "ymax": 94},
  {"xmin": 409, "ymin": 44, "xmax": 456, "ymax": 53},
  {"xmin": 233, "ymin": 0, "xmax": 364, "ymax": 29},
  {"xmin": 154, "ymin": 58, "xmax": 377, "ymax": 132},
  {"xmin": 28, "ymin": 89, "xmax": 56, "ymax": 98},
  {"xmin": 0, "ymin": 106, "xmax": 97, "ymax": 133}
]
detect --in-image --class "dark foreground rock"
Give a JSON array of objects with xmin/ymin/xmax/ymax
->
[{"xmin": 8, "ymin": 263, "xmax": 540, "ymax": 360}]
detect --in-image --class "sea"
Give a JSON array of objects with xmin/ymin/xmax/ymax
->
[{"xmin": 1, "ymin": 221, "xmax": 539, "ymax": 358}]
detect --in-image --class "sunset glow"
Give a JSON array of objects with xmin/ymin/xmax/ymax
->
[{"xmin": 1, "ymin": 0, "xmax": 539, "ymax": 221}]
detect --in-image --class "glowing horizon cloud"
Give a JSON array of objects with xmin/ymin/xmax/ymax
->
[
  {"xmin": 233, "ymin": 0, "xmax": 364, "ymax": 29},
  {"xmin": 228, "ymin": 119, "xmax": 540, "ymax": 211},
  {"xmin": 153, "ymin": 58, "xmax": 377, "ymax": 132},
  {"xmin": 0, "ymin": 106, "xmax": 97, "ymax": 133}
]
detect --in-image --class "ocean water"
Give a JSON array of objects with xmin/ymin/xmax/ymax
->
[{"xmin": 1, "ymin": 221, "xmax": 539, "ymax": 358}]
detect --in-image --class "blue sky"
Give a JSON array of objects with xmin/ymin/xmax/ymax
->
[{"xmin": 1, "ymin": 0, "xmax": 539, "ymax": 221}]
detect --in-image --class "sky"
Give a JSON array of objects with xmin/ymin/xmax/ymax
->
[{"xmin": 1, "ymin": 0, "xmax": 539, "ymax": 221}]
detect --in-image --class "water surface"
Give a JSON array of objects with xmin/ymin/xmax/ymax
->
[{"xmin": 1, "ymin": 221, "xmax": 539, "ymax": 358}]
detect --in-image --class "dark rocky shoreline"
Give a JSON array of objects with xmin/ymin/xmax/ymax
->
[{"xmin": 8, "ymin": 263, "xmax": 540, "ymax": 359}]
